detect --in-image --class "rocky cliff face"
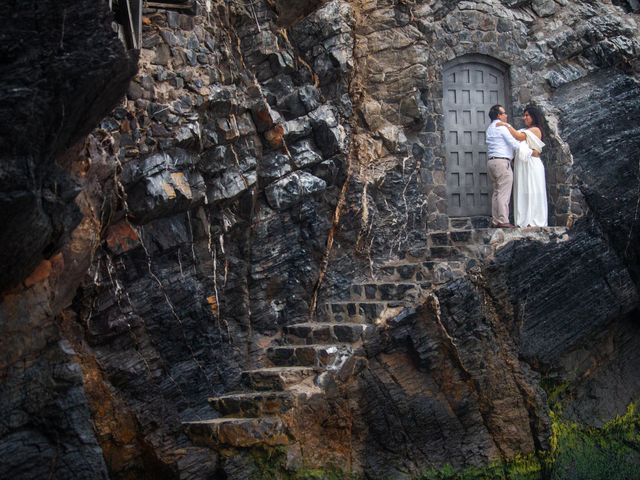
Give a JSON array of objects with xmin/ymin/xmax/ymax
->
[
  {"xmin": 1, "ymin": 0, "xmax": 639, "ymax": 479},
  {"xmin": 0, "ymin": 1, "xmax": 137, "ymax": 478}
]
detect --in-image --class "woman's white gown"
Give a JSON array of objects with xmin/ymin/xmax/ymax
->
[{"xmin": 513, "ymin": 129, "xmax": 547, "ymax": 227}]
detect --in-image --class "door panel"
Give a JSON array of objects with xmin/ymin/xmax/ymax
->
[{"xmin": 444, "ymin": 60, "xmax": 508, "ymax": 217}]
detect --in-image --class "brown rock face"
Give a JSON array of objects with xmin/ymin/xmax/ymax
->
[
  {"xmin": 23, "ymin": 256, "xmax": 56, "ymax": 287},
  {"xmin": 105, "ymin": 222, "xmax": 141, "ymax": 255},
  {"xmin": 349, "ymin": 284, "xmax": 549, "ymax": 476},
  {"xmin": 58, "ymin": 311, "xmax": 146, "ymax": 479},
  {"xmin": 1, "ymin": 191, "xmax": 110, "ymax": 478}
]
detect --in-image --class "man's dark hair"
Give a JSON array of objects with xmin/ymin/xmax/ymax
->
[
  {"xmin": 489, "ymin": 104, "xmax": 504, "ymax": 121},
  {"xmin": 524, "ymin": 104, "xmax": 544, "ymax": 138}
]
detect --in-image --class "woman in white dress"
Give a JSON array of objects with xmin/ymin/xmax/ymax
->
[{"xmin": 497, "ymin": 105, "xmax": 548, "ymax": 227}]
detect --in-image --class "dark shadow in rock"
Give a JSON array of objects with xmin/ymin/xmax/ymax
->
[{"xmin": 0, "ymin": 0, "xmax": 138, "ymax": 291}]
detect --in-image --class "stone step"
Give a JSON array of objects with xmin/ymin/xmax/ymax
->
[
  {"xmin": 322, "ymin": 263, "xmax": 467, "ymax": 302},
  {"xmin": 283, "ymin": 322, "xmax": 374, "ymax": 345},
  {"xmin": 318, "ymin": 300, "xmax": 410, "ymax": 324},
  {"xmin": 184, "ymin": 417, "xmax": 289, "ymax": 448},
  {"xmin": 426, "ymin": 230, "xmax": 481, "ymax": 248},
  {"xmin": 241, "ymin": 366, "xmax": 319, "ymax": 391},
  {"xmin": 267, "ymin": 344, "xmax": 353, "ymax": 368},
  {"xmin": 379, "ymin": 245, "xmax": 473, "ymax": 265},
  {"xmin": 372, "ymin": 260, "xmax": 467, "ymax": 283},
  {"xmin": 384, "ymin": 245, "xmax": 467, "ymax": 263},
  {"xmin": 448, "ymin": 217, "xmax": 492, "ymax": 230},
  {"xmin": 208, "ymin": 391, "xmax": 295, "ymax": 417},
  {"xmin": 346, "ymin": 282, "xmax": 426, "ymax": 301},
  {"xmin": 381, "ymin": 227, "xmax": 570, "ymax": 265}
]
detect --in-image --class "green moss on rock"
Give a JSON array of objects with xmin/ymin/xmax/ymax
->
[{"xmin": 418, "ymin": 403, "xmax": 640, "ymax": 480}]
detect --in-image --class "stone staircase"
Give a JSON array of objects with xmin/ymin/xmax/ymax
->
[
  {"xmin": 184, "ymin": 226, "xmax": 569, "ymax": 449},
  {"xmin": 185, "ymin": 321, "xmax": 373, "ymax": 449}
]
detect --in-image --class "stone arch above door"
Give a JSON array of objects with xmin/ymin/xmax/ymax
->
[{"xmin": 443, "ymin": 55, "xmax": 510, "ymax": 217}]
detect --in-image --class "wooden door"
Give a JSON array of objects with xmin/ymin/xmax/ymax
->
[{"xmin": 444, "ymin": 59, "xmax": 509, "ymax": 217}]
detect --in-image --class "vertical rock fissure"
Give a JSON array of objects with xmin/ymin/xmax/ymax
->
[
  {"xmin": 309, "ymin": 164, "xmax": 353, "ymax": 316},
  {"xmin": 625, "ymin": 156, "xmax": 640, "ymax": 258},
  {"xmin": 309, "ymin": 0, "xmax": 361, "ymax": 317},
  {"xmin": 426, "ymin": 293, "xmax": 472, "ymax": 381},
  {"xmin": 422, "ymin": 294, "xmax": 507, "ymax": 460}
]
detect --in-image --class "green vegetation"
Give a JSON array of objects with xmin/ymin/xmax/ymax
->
[
  {"xmin": 245, "ymin": 401, "xmax": 640, "ymax": 479},
  {"xmin": 249, "ymin": 446, "xmax": 289, "ymax": 479},
  {"xmin": 292, "ymin": 468, "xmax": 359, "ymax": 480},
  {"xmin": 418, "ymin": 454, "xmax": 542, "ymax": 480},
  {"xmin": 246, "ymin": 446, "xmax": 358, "ymax": 480},
  {"xmin": 418, "ymin": 403, "xmax": 640, "ymax": 480},
  {"xmin": 539, "ymin": 377, "xmax": 570, "ymax": 411},
  {"xmin": 547, "ymin": 404, "xmax": 640, "ymax": 480}
]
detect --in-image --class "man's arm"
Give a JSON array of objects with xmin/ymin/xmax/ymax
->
[{"xmin": 498, "ymin": 126, "xmax": 521, "ymax": 150}]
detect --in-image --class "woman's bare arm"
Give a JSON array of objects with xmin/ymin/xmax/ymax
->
[{"xmin": 496, "ymin": 122, "xmax": 526, "ymax": 141}]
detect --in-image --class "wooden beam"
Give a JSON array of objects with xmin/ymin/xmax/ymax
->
[
  {"xmin": 124, "ymin": 0, "xmax": 138, "ymax": 49},
  {"xmin": 134, "ymin": 0, "xmax": 142, "ymax": 49},
  {"xmin": 144, "ymin": 1, "xmax": 194, "ymax": 10}
]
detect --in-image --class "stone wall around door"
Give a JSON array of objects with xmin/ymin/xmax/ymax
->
[{"xmin": 348, "ymin": 0, "xmax": 639, "ymax": 244}]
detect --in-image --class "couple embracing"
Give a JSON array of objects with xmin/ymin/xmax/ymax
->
[{"xmin": 486, "ymin": 104, "xmax": 547, "ymax": 228}]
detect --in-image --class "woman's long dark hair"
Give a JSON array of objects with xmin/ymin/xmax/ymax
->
[{"xmin": 524, "ymin": 105, "xmax": 544, "ymax": 139}]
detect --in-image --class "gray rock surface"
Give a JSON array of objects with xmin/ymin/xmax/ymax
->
[
  {"xmin": 266, "ymin": 171, "xmax": 327, "ymax": 210},
  {"xmin": 486, "ymin": 224, "xmax": 637, "ymax": 366},
  {"xmin": 123, "ymin": 149, "xmax": 206, "ymax": 223}
]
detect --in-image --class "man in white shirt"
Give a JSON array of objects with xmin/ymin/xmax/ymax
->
[{"xmin": 486, "ymin": 104, "xmax": 521, "ymax": 228}]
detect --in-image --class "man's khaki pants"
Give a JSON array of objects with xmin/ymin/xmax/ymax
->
[{"xmin": 487, "ymin": 158, "xmax": 512, "ymax": 225}]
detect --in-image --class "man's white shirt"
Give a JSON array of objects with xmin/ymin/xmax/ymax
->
[{"xmin": 486, "ymin": 119, "xmax": 520, "ymax": 159}]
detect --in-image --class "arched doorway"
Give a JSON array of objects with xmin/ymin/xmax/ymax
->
[{"xmin": 443, "ymin": 55, "xmax": 510, "ymax": 218}]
